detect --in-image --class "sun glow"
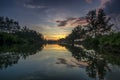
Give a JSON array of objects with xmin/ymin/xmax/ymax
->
[{"xmin": 45, "ymin": 34, "xmax": 66, "ymax": 40}]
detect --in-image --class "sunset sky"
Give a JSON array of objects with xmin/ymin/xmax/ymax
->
[{"xmin": 0, "ymin": 0, "xmax": 120, "ymax": 40}]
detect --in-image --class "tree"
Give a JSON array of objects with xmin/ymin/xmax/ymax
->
[
  {"xmin": 0, "ymin": 17, "xmax": 5, "ymax": 31},
  {"xmin": 9, "ymin": 19, "xmax": 14, "ymax": 30},
  {"xmin": 14, "ymin": 21, "xmax": 20, "ymax": 30},
  {"xmin": 86, "ymin": 9, "xmax": 114, "ymax": 38},
  {"xmin": 5, "ymin": 17, "xmax": 10, "ymax": 30}
]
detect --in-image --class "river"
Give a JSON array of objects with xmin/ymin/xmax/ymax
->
[{"xmin": 0, "ymin": 44, "xmax": 120, "ymax": 80}]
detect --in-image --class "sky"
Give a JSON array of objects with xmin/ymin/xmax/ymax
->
[{"xmin": 0, "ymin": 0, "xmax": 120, "ymax": 40}]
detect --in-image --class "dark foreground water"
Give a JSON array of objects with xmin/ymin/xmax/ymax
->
[{"xmin": 0, "ymin": 44, "xmax": 120, "ymax": 80}]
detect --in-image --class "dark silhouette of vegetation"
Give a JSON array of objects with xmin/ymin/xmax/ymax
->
[
  {"xmin": 86, "ymin": 9, "xmax": 114, "ymax": 37},
  {"xmin": 65, "ymin": 26, "xmax": 86, "ymax": 44},
  {"xmin": 59, "ymin": 44, "xmax": 120, "ymax": 80},
  {"xmin": 0, "ymin": 43, "xmax": 44, "ymax": 69},
  {"xmin": 0, "ymin": 16, "xmax": 20, "ymax": 33},
  {"xmin": 0, "ymin": 16, "xmax": 45, "ymax": 45},
  {"xmin": 58, "ymin": 9, "xmax": 120, "ymax": 80},
  {"xmin": 59, "ymin": 9, "xmax": 120, "ymax": 49}
]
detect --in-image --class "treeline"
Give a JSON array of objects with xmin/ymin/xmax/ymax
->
[
  {"xmin": 59, "ymin": 9, "xmax": 120, "ymax": 47},
  {"xmin": 0, "ymin": 16, "xmax": 44, "ymax": 45}
]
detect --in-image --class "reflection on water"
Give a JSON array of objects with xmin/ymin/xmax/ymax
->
[
  {"xmin": 44, "ymin": 44, "xmax": 66, "ymax": 51},
  {"xmin": 59, "ymin": 44, "xmax": 120, "ymax": 80},
  {"xmin": 0, "ymin": 43, "xmax": 44, "ymax": 69},
  {"xmin": 0, "ymin": 44, "xmax": 120, "ymax": 80}
]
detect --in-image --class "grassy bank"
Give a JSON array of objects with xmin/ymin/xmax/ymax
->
[{"xmin": 85, "ymin": 32, "xmax": 120, "ymax": 46}]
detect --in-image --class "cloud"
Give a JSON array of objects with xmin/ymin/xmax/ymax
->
[
  {"xmin": 85, "ymin": 0, "xmax": 93, "ymax": 3},
  {"xmin": 56, "ymin": 17, "xmax": 88, "ymax": 27},
  {"xmin": 110, "ymin": 14, "xmax": 120, "ymax": 31},
  {"xmin": 99, "ymin": 0, "xmax": 111, "ymax": 9},
  {"xmin": 105, "ymin": 0, "xmax": 120, "ymax": 14},
  {"xmin": 104, "ymin": 0, "xmax": 120, "ymax": 30},
  {"xmin": 24, "ymin": 4, "xmax": 46, "ymax": 9},
  {"xmin": 85, "ymin": 0, "xmax": 111, "ymax": 9},
  {"xmin": 22, "ymin": 0, "xmax": 47, "ymax": 9},
  {"xmin": 56, "ymin": 58, "xmax": 88, "ymax": 68}
]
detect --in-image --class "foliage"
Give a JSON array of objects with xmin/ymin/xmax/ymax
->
[
  {"xmin": 0, "ymin": 43, "xmax": 44, "ymax": 69},
  {"xmin": 99, "ymin": 32, "xmax": 120, "ymax": 46},
  {"xmin": 86, "ymin": 9, "xmax": 113, "ymax": 37},
  {"xmin": 65, "ymin": 25, "xmax": 86, "ymax": 43},
  {"xmin": 0, "ymin": 16, "xmax": 20, "ymax": 32},
  {"xmin": 85, "ymin": 32, "xmax": 120, "ymax": 47},
  {"xmin": 0, "ymin": 16, "xmax": 44, "ymax": 45},
  {"xmin": 60, "ymin": 9, "xmax": 118, "ymax": 47}
]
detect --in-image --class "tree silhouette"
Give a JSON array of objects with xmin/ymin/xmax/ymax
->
[
  {"xmin": 64, "ymin": 25, "xmax": 87, "ymax": 44},
  {"xmin": 0, "ymin": 16, "xmax": 45, "ymax": 44},
  {"xmin": 86, "ymin": 9, "xmax": 114, "ymax": 37}
]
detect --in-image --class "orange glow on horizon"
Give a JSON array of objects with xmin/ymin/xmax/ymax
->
[{"xmin": 44, "ymin": 34, "xmax": 66, "ymax": 40}]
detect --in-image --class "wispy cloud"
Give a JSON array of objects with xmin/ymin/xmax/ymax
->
[
  {"xmin": 23, "ymin": 4, "xmax": 46, "ymax": 9},
  {"xmin": 110, "ymin": 14, "xmax": 120, "ymax": 30},
  {"xmin": 56, "ymin": 17, "xmax": 88, "ymax": 27},
  {"xmin": 56, "ymin": 58, "xmax": 88, "ymax": 68},
  {"xmin": 85, "ymin": 0, "xmax": 93, "ymax": 4},
  {"xmin": 22, "ymin": 0, "xmax": 47, "ymax": 9},
  {"xmin": 85, "ymin": 0, "xmax": 111, "ymax": 9},
  {"xmin": 99, "ymin": 0, "xmax": 111, "ymax": 9}
]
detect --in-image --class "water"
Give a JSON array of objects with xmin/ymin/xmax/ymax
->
[{"xmin": 0, "ymin": 44, "xmax": 120, "ymax": 80}]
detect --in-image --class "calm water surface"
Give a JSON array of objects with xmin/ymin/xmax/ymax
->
[{"xmin": 0, "ymin": 44, "xmax": 120, "ymax": 80}]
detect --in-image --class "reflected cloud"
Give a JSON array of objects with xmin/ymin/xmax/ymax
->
[{"xmin": 56, "ymin": 58, "xmax": 88, "ymax": 68}]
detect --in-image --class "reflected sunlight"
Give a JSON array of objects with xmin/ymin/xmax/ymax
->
[{"xmin": 44, "ymin": 44, "xmax": 66, "ymax": 51}]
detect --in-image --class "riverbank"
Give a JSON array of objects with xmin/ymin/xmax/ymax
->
[{"xmin": 0, "ymin": 17, "xmax": 45, "ymax": 45}]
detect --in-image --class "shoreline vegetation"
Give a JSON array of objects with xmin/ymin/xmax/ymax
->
[
  {"xmin": 0, "ymin": 16, "xmax": 45, "ymax": 45},
  {"xmin": 58, "ymin": 9, "xmax": 120, "ymax": 52},
  {"xmin": 0, "ymin": 9, "xmax": 120, "ymax": 51}
]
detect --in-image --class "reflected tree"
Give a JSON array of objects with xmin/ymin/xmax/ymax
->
[
  {"xmin": 0, "ymin": 43, "xmax": 44, "ymax": 69},
  {"xmin": 59, "ymin": 44, "xmax": 111, "ymax": 80}
]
